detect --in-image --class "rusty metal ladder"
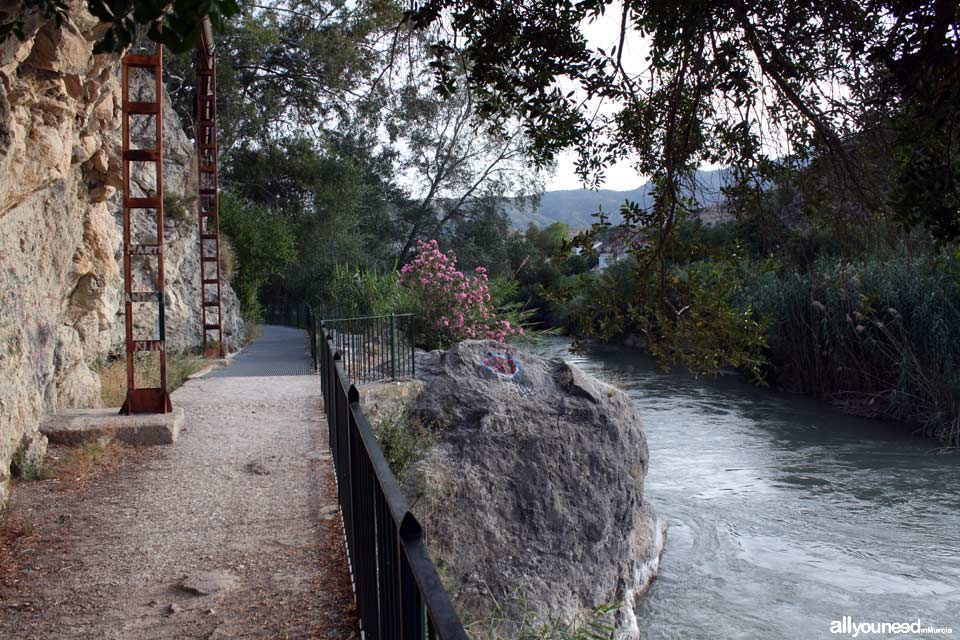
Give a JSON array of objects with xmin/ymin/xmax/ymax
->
[
  {"xmin": 195, "ymin": 30, "xmax": 224, "ymax": 357},
  {"xmin": 120, "ymin": 46, "xmax": 172, "ymax": 414}
]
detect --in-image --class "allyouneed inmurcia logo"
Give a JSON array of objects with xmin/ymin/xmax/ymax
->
[{"xmin": 830, "ymin": 616, "xmax": 954, "ymax": 637}]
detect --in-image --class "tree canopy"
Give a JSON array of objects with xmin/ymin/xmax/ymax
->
[{"xmin": 408, "ymin": 0, "xmax": 959, "ymax": 241}]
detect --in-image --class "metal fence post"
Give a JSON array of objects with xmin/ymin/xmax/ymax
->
[{"xmin": 390, "ymin": 313, "xmax": 397, "ymax": 381}]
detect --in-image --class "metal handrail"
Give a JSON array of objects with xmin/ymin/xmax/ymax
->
[
  {"xmin": 320, "ymin": 313, "xmax": 415, "ymax": 383},
  {"xmin": 323, "ymin": 313, "xmax": 415, "ymax": 323},
  {"xmin": 318, "ymin": 321, "xmax": 469, "ymax": 640}
]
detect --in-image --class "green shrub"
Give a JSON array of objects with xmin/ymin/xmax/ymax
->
[
  {"xmin": 241, "ymin": 305, "xmax": 263, "ymax": 345},
  {"xmin": 373, "ymin": 407, "xmax": 437, "ymax": 481},
  {"xmin": 488, "ymin": 274, "xmax": 559, "ymax": 344},
  {"xmin": 11, "ymin": 448, "xmax": 51, "ymax": 481},
  {"xmin": 218, "ymin": 191, "xmax": 296, "ymax": 321},
  {"xmin": 163, "ymin": 190, "xmax": 193, "ymax": 226},
  {"xmin": 556, "ymin": 257, "xmax": 770, "ymax": 381},
  {"xmin": 326, "ymin": 264, "xmax": 413, "ymax": 318}
]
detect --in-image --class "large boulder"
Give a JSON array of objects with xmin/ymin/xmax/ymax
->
[{"xmin": 404, "ymin": 341, "xmax": 665, "ymax": 638}]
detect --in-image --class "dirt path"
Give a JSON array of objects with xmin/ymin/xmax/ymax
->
[{"xmin": 0, "ymin": 326, "xmax": 358, "ymax": 639}]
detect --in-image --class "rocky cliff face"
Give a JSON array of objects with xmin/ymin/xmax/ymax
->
[
  {"xmin": 0, "ymin": 3, "xmax": 242, "ymax": 504},
  {"xmin": 399, "ymin": 341, "xmax": 666, "ymax": 638}
]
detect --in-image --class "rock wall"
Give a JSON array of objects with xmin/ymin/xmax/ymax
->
[
  {"xmin": 384, "ymin": 341, "xmax": 666, "ymax": 638},
  {"xmin": 0, "ymin": 2, "xmax": 242, "ymax": 504}
]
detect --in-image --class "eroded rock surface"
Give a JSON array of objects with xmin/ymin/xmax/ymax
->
[
  {"xmin": 0, "ymin": 2, "xmax": 121, "ymax": 503},
  {"xmin": 0, "ymin": 2, "xmax": 241, "ymax": 503},
  {"xmin": 406, "ymin": 341, "xmax": 665, "ymax": 638}
]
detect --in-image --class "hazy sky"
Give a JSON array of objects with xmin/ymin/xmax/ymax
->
[
  {"xmin": 547, "ymin": 153, "xmax": 645, "ymax": 192},
  {"xmin": 543, "ymin": 3, "xmax": 647, "ymax": 193}
]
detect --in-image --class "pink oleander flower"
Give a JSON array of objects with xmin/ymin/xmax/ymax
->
[{"xmin": 400, "ymin": 240, "xmax": 523, "ymax": 348}]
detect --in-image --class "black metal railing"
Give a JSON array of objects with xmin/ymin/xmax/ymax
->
[
  {"xmin": 319, "ymin": 323, "xmax": 469, "ymax": 640},
  {"xmin": 320, "ymin": 314, "xmax": 415, "ymax": 383}
]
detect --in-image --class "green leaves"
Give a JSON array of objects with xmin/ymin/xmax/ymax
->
[
  {"xmin": 407, "ymin": 0, "xmax": 960, "ymax": 245},
  {"xmin": 87, "ymin": 0, "xmax": 240, "ymax": 53},
  {"xmin": 218, "ymin": 190, "xmax": 296, "ymax": 316},
  {"xmin": 552, "ymin": 251, "xmax": 770, "ymax": 381},
  {"xmin": 0, "ymin": 0, "xmax": 240, "ymax": 53}
]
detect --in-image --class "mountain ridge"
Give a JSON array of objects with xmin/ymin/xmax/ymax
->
[{"xmin": 509, "ymin": 167, "xmax": 728, "ymax": 229}]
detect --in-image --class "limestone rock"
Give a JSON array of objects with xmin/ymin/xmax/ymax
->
[
  {"xmin": 10, "ymin": 430, "xmax": 48, "ymax": 479},
  {"xmin": 23, "ymin": 20, "xmax": 91, "ymax": 75},
  {"xmin": 406, "ymin": 341, "xmax": 665, "ymax": 638},
  {"xmin": 0, "ymin": 2, "xmax": 242, "ymax": 506}
]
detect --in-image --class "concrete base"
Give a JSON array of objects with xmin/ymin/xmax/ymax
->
[{"xmin": 41, "ymin": 408, "xmax": 185, "ymax": 446}]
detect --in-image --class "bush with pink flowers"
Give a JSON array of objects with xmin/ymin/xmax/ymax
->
[{"xmin": 400, "ymin": 240, "xmax": 524, "ymax": 349}]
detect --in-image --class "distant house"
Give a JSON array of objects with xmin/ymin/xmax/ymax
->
[
  {"xmin": 597, "ymin": 247, "xmax": 621, "ymax": 271},
  {"xmin": 592, "ymin": 232, "xmax": 631, "ymax": 272}
]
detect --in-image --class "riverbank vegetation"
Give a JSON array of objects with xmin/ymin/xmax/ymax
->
[
  {"xmin": 400, "ymin": 1, "xmax": 960, "ymax": 444},
  {"xmin": 549, "ymin": 215, "xmax": 960, "ymax": 445}
]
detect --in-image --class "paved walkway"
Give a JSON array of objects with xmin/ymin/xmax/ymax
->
[
  {"xmin": 208, "ymin": 325, "xmax": 314, "ymax": 377},
  {"xmin": 0, "ymin": 326, "xmax": 357, "ymax": 639}
]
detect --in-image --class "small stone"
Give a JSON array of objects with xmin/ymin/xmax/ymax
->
[
  {"xmin": 88, "ymin": 185, "xmax": 115, "ymax": 203},
  {"xmin": 91, "ymin": 149, "xmax": 109, "ymax": 174},
  {"xmin": 244, "ymin": 461, "xmax": 270, "ymax": 476},
  {"xmin": 179, "ymin": 570, "xmax": 239, "ymax": 596},
  {"xmin": 319, "ymin": 504, "xmax": 338, "ymax": 520},
  {"xmin": 167, "ymin": 603, "xmax": 180, "ymax": 615},
  {"xmin": 81, "ymin": 135, "xmax": 98, "ymax": 158}
]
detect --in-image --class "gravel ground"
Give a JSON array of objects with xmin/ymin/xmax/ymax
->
[{"xmin": 0, "ymin": 328, "xmax": 358, "ymax": 639}]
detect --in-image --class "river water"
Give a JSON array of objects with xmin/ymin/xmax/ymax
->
[{"xmin": 534, "ymin": 340, "xmax": 960, "ymax": 639}]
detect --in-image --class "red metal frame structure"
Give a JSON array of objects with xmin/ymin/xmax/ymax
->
[
  {"xmin": 195, "ymin": 21, "xmax": 225, "ymax": 357},
  {"xmin": 119, "ymin": 19, "xmax": 223, "ymax": 413},
  {"xmin": 120, "ymin": 43, "xmax": 171, "ymax": 415}
]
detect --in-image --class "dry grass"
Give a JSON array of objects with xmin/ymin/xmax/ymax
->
[
  {"xmin": 10, "ymin": 449, "xmax": 52, "ymax": 481},
  {"xmin": 10, "ymin": 441, "xmax": 131, "ymax": 490},
  {"xmin": 0, "ymin": 441, "xmax": 133, "ymax": 588},
  {"xmin": 244, "ymin": 321, "xmax": 262, "ymax": 345},
  {"xmin": 96, "ymin": 353, "xmax": 205, "ymax": 408},
  {"xmin": 54, "ymin": 441, "xmax": 127, "ymax": 486},
  {"xmin": 0, "ymin": 515, "xmax": 34, "ymax": 543},
  {"xmin": 163, "ymin": 190, "xmax": 195, "ymax": 226},
  {"xmin": 219, "ymin": 235, "xmax": 237, "ymax": 283}
]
